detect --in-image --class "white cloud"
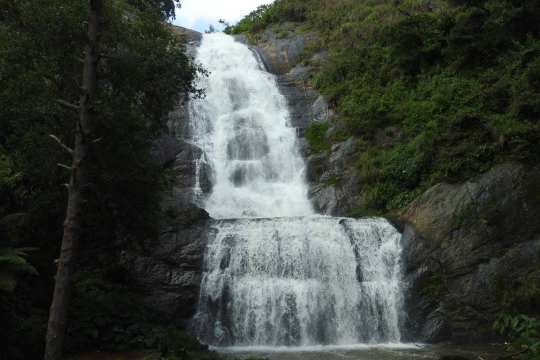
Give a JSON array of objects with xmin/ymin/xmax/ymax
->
[{"xmin": 173, "ymin": 0, "xmax": 274, "ymax": 32}]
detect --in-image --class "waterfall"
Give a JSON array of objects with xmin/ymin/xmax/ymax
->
[
  {"xmin": 189, "ymin": 33, "xmax": 312, "ymax": 219},
  {"xmin": 189, "ymin": 33, "xmax": 404, "ymax": 347}
]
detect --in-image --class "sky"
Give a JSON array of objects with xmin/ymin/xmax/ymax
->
[{"xmin": 173, "ymin": 0, "xmax": 275, "ymax": 33}]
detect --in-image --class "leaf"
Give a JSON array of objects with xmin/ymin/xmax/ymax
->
[
  {"xmin": 0, "ymin": 272, "xmax": 17, "ymax": 292},
  {"xmin": 0, "ymin": 248, "xmax": 39, "ymax": 276}
]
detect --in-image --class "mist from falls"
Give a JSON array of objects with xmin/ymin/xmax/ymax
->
[{"xmin": 189, "ymin": 33, "xmax": 404, "ymax": 348}]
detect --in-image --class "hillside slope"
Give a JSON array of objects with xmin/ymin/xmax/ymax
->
[{"xmin": 230, "ymin": 0, "xmax": 540, "ymax": 347}]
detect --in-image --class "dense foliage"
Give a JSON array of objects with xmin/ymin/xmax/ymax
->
[
  {"xmin": 66, "ymin": 269, "xmax": 219, "ymax": 360},
  {"xmin": 0, "ymin": 0, "xmax": 201, "ymax": 358},
  {"xmin": 494, "ymin": 314, "xmax": 540, "ymax": 359},
  {"xmin": 229, "ymin": 0, "xmax": 540, "ymax": 213}
]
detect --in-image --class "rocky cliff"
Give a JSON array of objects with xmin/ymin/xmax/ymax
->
[
  {"xmin": 248, "ymin": 29, "xmax": 540, "ymax": 344},
  {"xmin": 401, "ymin": 163, "xmax": 540, "ymax": 342}
]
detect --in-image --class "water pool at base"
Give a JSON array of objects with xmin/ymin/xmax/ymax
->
[{"xmin": 216, "ymin": 343, "xmax": 506, "ymax": 360}]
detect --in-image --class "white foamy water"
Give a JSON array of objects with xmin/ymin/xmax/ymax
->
[
  {"xmin": 189, "ymin": 33, "xmax": 405, "ymax": 348},
  {"xmin": 215, "ymin": 343, "xmax": 422, "ymax": 353},
  {"xmin": 195, "ymin": 217, "xmax": 403, "ymax": 346},
  {"xmin": 189, "ymin": 33, "xmax": 313, "ymax": 219}
]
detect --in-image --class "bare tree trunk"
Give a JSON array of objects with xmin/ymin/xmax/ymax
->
[{"xmin": 44, "ymin": 1, "xmax": 102, "ymax": 359}]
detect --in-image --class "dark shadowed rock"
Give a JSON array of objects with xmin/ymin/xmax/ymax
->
[
  {"xmin": 121, "ymin": 204, "xmax": 214, "ymax": 322},
  {"xmin": 152, "ymin": 134, "xmax": 184, "ymax": 167},
  {"xmin": 401, "ymin": 163, "xmax": 540, "ymax": 342},
  {"xmin": 307, "ymin": 138, "xmax": 362, "ymax": 216}
]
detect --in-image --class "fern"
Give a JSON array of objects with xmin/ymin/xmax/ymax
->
[
  {"xmin": 0, "ymin": 247, "xmax": 38, "ymax": 293},
  {"xmin": 494, "ymin": 313, "xmax": 540, "ymax": 359}
]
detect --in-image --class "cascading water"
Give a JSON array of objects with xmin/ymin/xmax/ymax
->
[
  {"xmin": 190, "ymin": 33, "xmax": 404, "ymax": 348},
  {"xmin": 188, "ymin": 33, "xmax": 312, "ymax": 219}
]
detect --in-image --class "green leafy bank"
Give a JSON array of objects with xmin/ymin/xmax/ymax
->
[{"xmin": 228, "ymin": 0, "xmax": 540, "ymax": 214}]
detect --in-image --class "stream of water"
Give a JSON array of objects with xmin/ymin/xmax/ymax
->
[{"xmin": 188, "ymin": 33, "xmax": 408, "ymax": 353}]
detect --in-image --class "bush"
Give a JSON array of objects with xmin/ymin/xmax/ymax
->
[
  {"xmin": 305, "ymin": 122, "xmax": 331, "ymax": 153},
  {"xmin": 67, "ymin": 270, "xmax": 219, "ymax": 359},
  {"xmin": 494, "ymin": 314, "xmax": 540, "ymax": 358},
  {"xmin": 226, "ymin": 0, "xmax": 309, "ymax": 34}
]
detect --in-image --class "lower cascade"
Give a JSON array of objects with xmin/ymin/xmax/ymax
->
[
  {"xmin": 196, "ymin": 217, "xmax": 403, "ymax": 346},
  {"xmin": 189, "ymin": 33, "xmax": 405, "ymax": 347}
]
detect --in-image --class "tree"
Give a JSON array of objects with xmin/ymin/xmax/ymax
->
[
  {"xmin": 44, "ymin": 1, "xmax": 103, "ymax": 359},
  {"xmin": 1, "ymin": 0, "xmax": 198, "ymax": 356}
]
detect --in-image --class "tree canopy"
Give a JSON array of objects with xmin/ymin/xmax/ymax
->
[{"xmin": 0, "ymin": 0, "xmax": 200, "ymax": 358}]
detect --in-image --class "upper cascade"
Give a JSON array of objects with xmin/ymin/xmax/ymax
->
[{"xmin": 189, "ymin": 33, "xmax": 313, "ymax": 219}]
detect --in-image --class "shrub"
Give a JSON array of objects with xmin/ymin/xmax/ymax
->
[
  {"xmin": 494, "ymin": 314, "xmax": 540, "ymax": 358},
  {"xmin": 305, "ymin": 122, "xmax": 331, "ymax": 153}
]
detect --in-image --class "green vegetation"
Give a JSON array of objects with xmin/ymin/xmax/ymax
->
[
  {"xmin": 494, "ymin": 314, "xmax": 540, "ymax": 359},
  {"xmin": 422, "ymin": 271, "xmax": 448, "ymax": 299},
  {"xmin": 224, "ymin": 2, "xmax": 308, "ymax": 35},
  {"xmin": 305, "ymin": 122, "xmax": 331, "ymax": 153},
  {"xmin": 230, "ymin": 0, "xmax": 540, "ymax": 212},
  {"xmin": 0, "ymin": 247, "xmax": 37, "ymax": 293},
  {"xmin": 66, "ymin": 269, "xmax": 220, "ymax": 360},
  {"xmin": 0, "ymin": 0, "xmax": 203, "ymax": 358}
]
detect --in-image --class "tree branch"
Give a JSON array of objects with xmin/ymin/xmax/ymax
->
[
  {"xmin": 56, "ymin": 99, "xmax": 80, "ymax": 111},
  {"xmin": 57, "ymin": 163, "xmax": 74, "ymax": 171},
  {"xmin": 49, "ymin": 134, "xmax": 74, "ymax": 154}
]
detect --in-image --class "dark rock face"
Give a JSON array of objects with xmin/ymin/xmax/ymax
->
[
  {"xmin": 124, "ymin": 140, "xmax": 212, "ymax": 322},
  {"xmin": 121, "ymin": 205, "xmax": 212, "ymax": 322},
  {"xmin": 123, "ymin": 135, "xmax": 212, "ymax": 322},
  {"xmin": 401, "ymin": 163, "xmax": 540, "ymax": 342},
  {"xmin": 152, "ymin": 134, "xmax": 184, "ymax": 168},
  {"xmin": 307, "ymin": 138, "xmax": 362, "ymax": 216}
]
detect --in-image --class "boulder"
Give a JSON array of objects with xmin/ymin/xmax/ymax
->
[
  {"xmin": 401, "ymin": 163, "xmax": 540, "ymax": 342},
  {"xmin": 152, "ymin": 134, "xmax": 184, "ymax": 168}
]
